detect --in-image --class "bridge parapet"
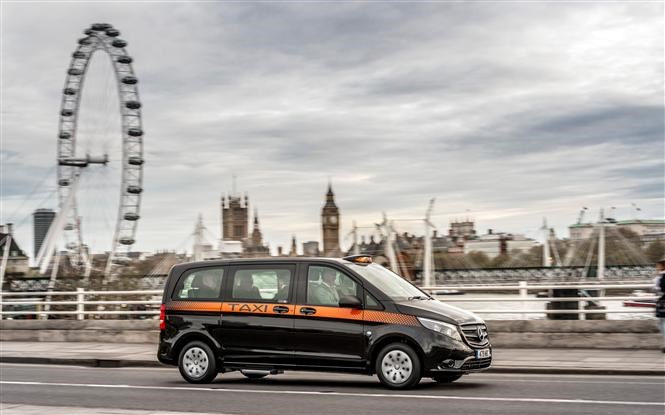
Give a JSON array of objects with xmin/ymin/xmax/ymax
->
[{"xmin": 433, "ymin": 265, "xmax": 654, "ymax": 285}]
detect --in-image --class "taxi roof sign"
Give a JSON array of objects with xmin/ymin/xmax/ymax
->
[{"xmin": 342, "ymin": 255, "xmax": 373, "ymax": 264}]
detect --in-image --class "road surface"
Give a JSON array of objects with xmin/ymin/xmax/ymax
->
[{"xmin": 1, "ymin": 363, "xmax": 663, "ymax": 415}]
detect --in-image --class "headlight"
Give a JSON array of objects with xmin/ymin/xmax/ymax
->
[{"xmin": 417, "ymin": 317, "xmax": 462, "ymax": 342}]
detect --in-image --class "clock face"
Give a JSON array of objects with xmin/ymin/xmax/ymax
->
[{"xmin": 329, "ymin": 216, "xmax": 337, "ymax": 225}]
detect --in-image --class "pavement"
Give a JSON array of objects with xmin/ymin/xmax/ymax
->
[
  {"xmin": 1, "ymin": 341, "xmax": 664, "ymax": 375},
  {"xmin": 0, "ymin": 363, "xmax": 663, "ymax": 415},
  {"xmin": 1, "ymin": 403, "xmax": 223, "ymax": 415}
]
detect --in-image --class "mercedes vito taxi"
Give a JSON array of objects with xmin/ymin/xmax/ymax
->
[{"xmin": 157, "ymin": 255, "xmax": 491, "ymax": 389}]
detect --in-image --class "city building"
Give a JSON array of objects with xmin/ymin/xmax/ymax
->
[
  {"xmin": 616, "ymin": 219, "xmax": 665, "ymax": 246},
  {"xmin": 568, "ymin": 223, "xmax": 594, "ymax": 240},
  {"xmin": 33, "ymin": 208, "xmax": 55, "ymax": 259},
  {"xmin": 302, "ymin": 241, "xmax": 320, "ymax": 256},
  {"xmin": 569, "ymin": 219, "xmax": 665, "ymax": 246},
  {"xmin": 244, "ymin": 210, "xmax": 270, "ymax": 257},
  {"xmin": 321, "ymin": 184, "xmax": 341, "ymax": 256},
  {"xmin": 464, "ymin": 229, "xmax": 538, "ymax": 259},
  {"xmin": 449, "ymin": 219, "xmax": 476, "ymax": 241},
  {"xmin": 220, "ymin": 241, "xmax": 243, "ymax": 258},
  {"xmin": 289, "ymin": 235, "xmax": 298, "ymax": 257},
  {"xmin": 0, "ymin": 223, "xmax": 29, "ymax": 277},
  {"xmin": 221, "ymin": 193, "xmax": 249, "ymax": 243}
]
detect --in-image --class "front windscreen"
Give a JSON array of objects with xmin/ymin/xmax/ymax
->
[{"xmin": 347, "ymin": 263, "xmax": 427, "ymax": 301}]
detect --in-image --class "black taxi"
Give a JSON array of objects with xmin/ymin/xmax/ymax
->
[{"xmin": 157, "ymin": 255, "xmax": 491, "ymax": 389}]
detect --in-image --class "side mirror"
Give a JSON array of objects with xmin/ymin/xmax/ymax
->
[{"xmin": 339, "ymin": 295, "xmax": 362, "ymax": 308}]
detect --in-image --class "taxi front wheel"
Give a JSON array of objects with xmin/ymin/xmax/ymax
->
[
  {"xmin": 375, "ymin": 343, "xmax": 422, "ymax": 389},
  {"xmin": 178, "ymin": 341, "xmax": 218, "ymax": 384}
]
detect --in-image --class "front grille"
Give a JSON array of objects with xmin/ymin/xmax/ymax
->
[
  {"xmin": 461, "ymin": 357, "xmax": 492, "ymax": 370},
  {"xmin": 460, "ymin": 323, "xmax": 490, "ymax": 347}
]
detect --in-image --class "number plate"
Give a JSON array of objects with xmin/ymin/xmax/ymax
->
[{"xmin": 475, "ymin": 348, "xmax": 491, "ymax": 359}]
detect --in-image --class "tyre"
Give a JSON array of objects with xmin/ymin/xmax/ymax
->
[
  {"xmin": 375, "ymin": 343, "xmax": 422, "ymax": 389},
  {"xmin": 178, "ymin": 340, "xmax": 217, "ymax": 384},
  {"xmin": 241, "ymin": 370, "xmax": 269, "ymax": 380},
  {"xmin": 432, "ymin": 373, "xmax": 463, "ymax": 383}
]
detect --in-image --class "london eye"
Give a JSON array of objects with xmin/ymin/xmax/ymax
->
[{"xmin": 37, "ymin": 23, "xmax": 144, "ymax": 278}]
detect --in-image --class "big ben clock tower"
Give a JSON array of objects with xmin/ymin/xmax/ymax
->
[{"xmin": 321, "ymin": 183, "xmax": 340, "ymax": 256}]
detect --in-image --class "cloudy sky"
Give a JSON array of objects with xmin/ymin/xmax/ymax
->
[{"xmin": 1, "ymin": 1, "xmax": 663, "ymax": 258}]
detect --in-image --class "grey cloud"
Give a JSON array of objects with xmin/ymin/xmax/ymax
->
[{"xmin": 1, "ymin": 2, "xmax": 663, "ymax": 254}]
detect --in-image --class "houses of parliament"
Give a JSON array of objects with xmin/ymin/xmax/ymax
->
[{"xmin": 220, "ymin": 184, "xmax": 340, "ymax": 257}]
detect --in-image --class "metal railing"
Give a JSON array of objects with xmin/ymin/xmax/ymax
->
[
  {"xmin": 422, "ymin": 282, "xmax": 657, "ymax": 319},
  {"xmin": 0, "ymin": 289, "xmax": 162, "ymax": 320},
  {"xmin": 0, "ymin": 282, "xmax": 658, "ymax": 320}
]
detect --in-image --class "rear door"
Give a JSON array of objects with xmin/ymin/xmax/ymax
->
[
  {"xmin": 218, "ymin": 264, "xmax": 297, "ymax": 366},
  {"xmin": 292, "ymin": 263, "xmax": 366, "ymax": 369},
  {"xmin": 166, "ymin": 266, "xmax": 225, "ymax": 342}
]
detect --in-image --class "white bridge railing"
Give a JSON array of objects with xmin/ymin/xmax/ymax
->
[
  {"xmin": 0, "ymin": 282, "xmax": 658, "ymax": 320},
  {"xmin": 0, "ymin": 289, "xmax": 162, "ymax": 320},
  {"xmin": 422, "ymin": 282, "xmax": 656, "ymax": 320}
]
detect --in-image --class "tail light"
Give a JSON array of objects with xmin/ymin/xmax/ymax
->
[{"xmin": 159, "ymin": 304, "xmax": 166, "ymax": 330}]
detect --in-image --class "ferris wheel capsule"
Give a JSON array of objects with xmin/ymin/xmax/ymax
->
[
  {"xmin": 127, "ymin": 128, "xmax": 143, "ymax": 137},
  {"xmin": 128, "ymin": 156, "xmax": 144, "ymax": 165},
  {"xmin": 127, "ymin": 185, "xmax": 143, "ymax": 194},
  {"xmin": 112, "ymin": 39, "xmax": 127, "ymax": 48},
  {"xmin": 91, "ymin": 23, "xmax": 112, "ymax": 31},
  {"xmin": 121, "ymin": 76, "xmax": 138, "ymax": 85}
]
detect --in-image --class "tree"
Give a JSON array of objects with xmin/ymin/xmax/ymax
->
[
  {"xmin": 466, "ymin": 251, "xmax": 491, "ymax": 268},
  {"xmin": 645, "ymin": 241, "xmax": 665, "ymax": 263},
  {"xmin": 490, "ymin": 253, "xmax": 511, "ymax": 268}
]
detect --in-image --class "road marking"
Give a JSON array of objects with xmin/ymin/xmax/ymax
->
[
  {"xmin": 1, "ymin": 363, "xmax": 662, "ymax": 385},
  {"xmin": 465, "ymin": 377, "xmax": 664, "ymax": 385},
  {"xmin": 1, "ymin": 381, "xmax": 662, "ymax": 407}
]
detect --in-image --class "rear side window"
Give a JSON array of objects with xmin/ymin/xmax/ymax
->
[
  {"xmin": 174, "ymin": 268, "xmax": 224, "ymax": 300},
  {"xmin": 230, "ymin": 268, "xmax": 293, "ymax": 303}
]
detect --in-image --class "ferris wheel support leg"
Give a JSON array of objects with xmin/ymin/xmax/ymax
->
[
  {"xmin": 0, "ymin": 235, "xmax": 11, "ymax": 294},
  {"xmin": 37, "ymin": 175, "xmax": 79, "ymax": 275},
  {"xmin": 41, "ymin": 253, "xmax": 61, "ymax": 320},
  {"xmin": 103, "ymin": 245, "xmax": 116, "ymax": 280}
]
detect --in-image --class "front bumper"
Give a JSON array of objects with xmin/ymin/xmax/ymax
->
[
  {"xmin": 429, "ymin": 354, "xmax": 492, "ymax": 373},
  {"xmin": 419, "ymin": 329, "xmax": 492, "ymax": 374}
]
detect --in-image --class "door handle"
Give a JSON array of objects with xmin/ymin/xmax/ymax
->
[
  {"xmin": 273, "ymin": 306, "xmax": 290, "ymax": 314},
  {"xmin": 299, "ymin": 307, "xmax": 316, "ymax": 315}
]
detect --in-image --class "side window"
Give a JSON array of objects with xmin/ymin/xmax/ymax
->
[
  {"xmin": 231, "ymin": 268, "xmax": 293, "ymax": 303},
  {"xmin": 365, "ymin": 291, "xmax": 382, "ymax": 310},
  {"xmin": 174, "ymin": 268, "xmax": 224, "ymax": 300},
  {"xmin": 307, "ymin": 265, "xmax": 359, "ymax": 306}
]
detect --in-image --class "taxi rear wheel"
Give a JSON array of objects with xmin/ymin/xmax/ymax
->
[
  {"xmin": 178, "ymin": 341, "xmax": 217, "ymax": 384},
  {"xmin": 432, "ymin": 373, "xmax": 463, "ymax": 383},
  {"xmin": 375, "ymin": 343, "xmax": 421, "ymax": 389}
]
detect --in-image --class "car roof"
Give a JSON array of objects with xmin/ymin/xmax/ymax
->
[{"xmin": 171, "ymin": 257, "xmax": 353, "ymax": 272}]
